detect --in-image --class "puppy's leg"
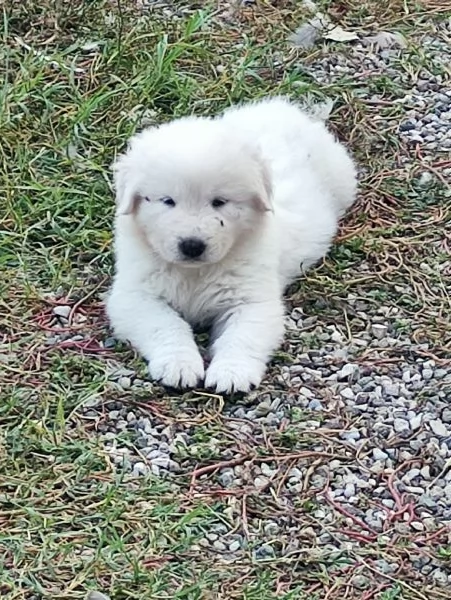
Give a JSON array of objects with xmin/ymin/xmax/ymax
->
[
  {"xmin": 106, "ymin": 289, "xmax": 204, "ymax": 388},
  {"xmin": 205, "ymin": 299, "xmax": 285, "ymax": 393}
]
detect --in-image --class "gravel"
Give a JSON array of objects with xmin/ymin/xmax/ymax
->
[{"xmin": 298, "ymin": 17, "xmax": 451, "ymax": 155}]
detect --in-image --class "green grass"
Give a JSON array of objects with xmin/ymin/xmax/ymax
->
[{"xmin": 1, "ymin": 1, "xmax": 451, "ymax": 599}]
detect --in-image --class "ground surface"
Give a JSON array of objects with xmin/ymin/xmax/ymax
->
[{"xmin": 1, "ymin": 1, "xmax": 450, "ymax": 599}]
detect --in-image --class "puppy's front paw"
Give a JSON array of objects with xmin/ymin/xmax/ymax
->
[
  {"xmin": 205, "ymin": 357, "xmax": 266, "ymax": 394},
  {"xmin": 149, "ymin": 348, "xmax": 205, "ymax": 389}
]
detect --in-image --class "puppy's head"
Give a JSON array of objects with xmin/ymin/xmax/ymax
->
[{"xmin": 113, "ymin": 116, "xmax": 272, "ymax": 266}]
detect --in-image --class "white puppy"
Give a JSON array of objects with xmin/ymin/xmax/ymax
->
[{"xmin": 106, "ymin": 97, "xmax": 357, "ymax": 393}]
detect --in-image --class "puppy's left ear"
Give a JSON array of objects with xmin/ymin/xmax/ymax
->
[
  {"xmin": 112, "ymin": 154, "xmax": 141, "ymax": 216},
  {"xmin": 253, "ymin": 157, "xmax": 273, "ymax": 212}
]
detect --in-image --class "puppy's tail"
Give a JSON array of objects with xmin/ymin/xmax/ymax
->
[{"xmin": 300, "ymin": 95, "xmax": 335, "ymax": 122}]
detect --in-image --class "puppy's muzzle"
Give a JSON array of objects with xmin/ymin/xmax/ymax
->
[{"xmin": 178, "ymin": 237, "xmax": 206, "ymax": 260}]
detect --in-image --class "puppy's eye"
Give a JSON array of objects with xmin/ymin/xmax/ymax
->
[
  {"xmin": 160, "ymin": 196, "xmax": 176, "ymax": 207},
  {"xmin": 211, "ymin": 198, "xmax": 228, "ymax": 209}
]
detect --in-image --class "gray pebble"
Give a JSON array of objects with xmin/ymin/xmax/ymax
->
[
  {"xmin": 373, "ymin": 448, "xmax": 388, "ymax": 461},
  {"xmin": 383, "ymin": 382, "xmax": 400, "ymax": 397},
  {"xmin": 264, "ymin": 521, "xmax": 280, "ymax": 535},
  {"xmin": 103, "ymin": 337, "xmax": 116, "ymax": 348},
  {"xmin": 429, "ymin": 420, "xmax": 449, "ymax": 437},
  {"xmin": 132, "ymin": 462, "xmax": 150, "ymax": 477},
  {"xmin": 371, "ymin": 324, "xmax": 387, "ymax": 339},
  {"xmin": 419, "ymin": 494, "xmax": 437, "ymax": 509},
  {"xmin": 341, "ymin": 429, "xmax": 360, "ymax": 441},
  {"xmin": 340, "ymin": 387, "xmax": 355, "ymax": 400},
  {"xmin": 308, "ymin": 399, "xmax": 323, "ymax": 411},
  {"xmin": 337, "ymin": 363, "xmax": 360, "ymax": 381},
  {"xmin": 410, "ymin": 414, "xmax": 423, "ymax": 430},
  {"xmin": 119, "ymin": 376, "xmax": 131, "ymax": 389},
  {"xmin": 394, "ymin": 418, "xmax": 410, "ymax": 433},
  {"xmin": 344, "ymin": 483, "xmax": 355, "ymax": 498},
  {"xmin": 254, "ymin": 476, "xmax": 270, "ymax": 490},
  {"xmin": 53, "ymin": 305, "xmax": 71, "ymax": 318},
  {"xmin": 422, "ymin": 368, "xmax": 434, "ymax": 380},
  {"xmin": 219, "ymin": 470, "xmax": 235, "ymax": 487},
  {"xmin": 213, "ymin": 540, "xmax": 226, "ymax": 552}
]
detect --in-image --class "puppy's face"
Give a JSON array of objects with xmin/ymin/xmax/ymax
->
[{"xmin": 113, "ymin": 117, "xmax": 272, "ymax": 266}]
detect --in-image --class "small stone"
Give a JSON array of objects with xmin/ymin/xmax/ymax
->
[
  {"xmin": 261, "ymin": 463, "xmax": 275, "ymax": 477},
  {"xmin": 429, "ymin": 420, "xmax": 449, "ymax": 437},
  {"xmin": 431, "ymin": 569, "xmax": 448, "ymax": 586},
  {"xmin": 118, "ymin": 376, "xmax": 131, "ymax": 389},
  {"xmin": 331, "ymin": 330, "xmax": 343, "ymax": 343},
  {"xmin": 255, "ymin": 401, "xmax": 272, "ymax": 416},
  {"xmin": 299, "ymin": 386, "xmax": 314, "ymax": 398},
  {"xmin": 103, "ymin": 337, "xmax": 116, "ymax": 348},
  {"xmin": 420, "ymin": 466, "xmax": 431, "ymax": 479},
  {"xmin": 399, "ymin": 121, "xmax": 416, "ymax": 132},
  {"xmin": 53, "ymin": 305, "xmax": 71, "ymax": 319},
  {"xmin": 344, "ymin": 483, "xmax": 355, "ymax": 498},
  {"xmin": 405, "ymin": 468, "xmax": 421, "ymax": 481},
  {"xmin": 229, "ymin": 540, "xmax": 241, "ymax": 552},
  {"xmin": 337, "ymin": 363, "xmax": 360, "ymax": 381},
  {"xmin": 87, "ymin": 593, "xmax": 111, "ymax": 600},
  {"xmin": 255, "ymin": 544, "xmax": 275, "ymax": 558},
  {"xmin": 150, "ymin": 456, "xmax": 171, "ymax": 469},
  {"xmin": 411, "ymin": 521, "xmax": 424, "ymax": 531},
  {"xmin": 213, "ymin": 540, "xmax": 226, "ymax": 551},
  {"xmin": 371, "ymin": 324, "xmax": 387, "ymax": 339},
  {"xmin": 340, "ymin": 387, "xmax": 355, "ymax": 400},
  {"xmin": 132, "ymin": 462, "xmax": 150, "ymax": 477},
  {"xmin": 423, "ymin": 517, "xmax": 436, "ymax": 531},
  {"xmin": 402, "ymin": 370, "xmax": 411, "ymax": 383},
  {"xmin": 372, "ymin": 449, "xmax": 388, "ymax": 461},
  {"xmin": 442, "ymin": 409, "xmax": 451, "ymax": 424},
  {"xmin": 422, "ymin": 368, "xmax": 434, "ymax": 381},
  {"xmin": 435, "ymin": 369, "xmax": 448, "ymax": 380},
  {"xmin": 341, "ymin": 429, "xmax": 360, "ymax": 442},
  {"xmin": 410, "ymin": 415, "xmax": 423, "ymax": 430},
  {"xmin": 264, "ymin": 521, "xmax": 280, "ymax": 535},
  {"xmin": 289, "ymin": 467, "xmax": 303, "ymax": 481},
  {"xmin": 254, "ymin": 476, "xmax": 269, "ymax": 490},
  {"xmin": 308, "ymin": 399, "xmax": 323, "ymax": 411},
  {"xmin": 418, "ymin": 494, "xmax": 436, "ymax": 509},
  {"xmin": 383, "ymin": 382, "xmax": 400, "ymax": 397},
  {"xmin": 394, "ymin": 418, "xmax": 410, "ymax": 433},
  {"xmin": 218, "ymin": 470, "xmax": 235, "ymax": 487}
]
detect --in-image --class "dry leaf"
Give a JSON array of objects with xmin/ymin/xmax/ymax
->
[{"xmin": 324, "ymin": 26, "xmax": 359, "ymax": 43}]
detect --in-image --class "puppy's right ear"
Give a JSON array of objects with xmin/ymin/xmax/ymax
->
[{"xmin": 112, "ymin": 154, "xmax": 141, "ymax": 216}]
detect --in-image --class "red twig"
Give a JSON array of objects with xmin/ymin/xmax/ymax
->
[{"xmin": 325, "ymin": 492, "xmax": 378, "ymax": 535}]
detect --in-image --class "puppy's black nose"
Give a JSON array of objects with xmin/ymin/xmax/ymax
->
[{"xmin": 178, "ymin": 237, "xmax": 206, "ymax": 259}]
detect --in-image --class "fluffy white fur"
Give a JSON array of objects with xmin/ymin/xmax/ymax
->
[{"xmin": 106, "ymin": 97, "xmax": 357, "ymax": 393}]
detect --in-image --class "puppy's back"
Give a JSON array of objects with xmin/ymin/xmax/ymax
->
[{"xmin": 222, "ymin": 97, "xmax": 357, "ymax": 215}]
